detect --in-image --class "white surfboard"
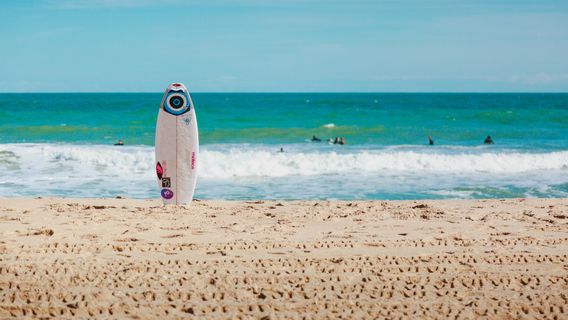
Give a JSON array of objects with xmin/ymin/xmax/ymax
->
[{"xmin": 155, "ymin": 83, "xmax": 199, "ymax": 205}]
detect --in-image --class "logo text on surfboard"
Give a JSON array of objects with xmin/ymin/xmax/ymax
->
[{"xmin": 161, "ymin": 188, "xmax": 174, "ymax": 199}]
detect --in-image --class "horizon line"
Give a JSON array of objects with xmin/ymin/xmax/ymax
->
[{"xmin": 1, "ymin": 91, "xmax": 567, "ymax": 94}]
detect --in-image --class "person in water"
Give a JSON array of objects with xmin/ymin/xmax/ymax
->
[
  {"xmin": 428, "ymin": 136, "xmax": 434, "ymax": 145},
  {"xmin": 339, "ymin": 137, "xmax": 345, "ymax": 145},
  {"xmin": 279, "ymin": 147, "xmax": 285, "ymax": 153},
  {"xmin": 311, "ymin": 135, "xmax": 321, "ymax": 142},
  {"xmin": 484, "ymin": 135, "xmax": 494, "ymax": 144},
  {"xmin": 333, "ymin": 137, "xmax": 339, "ymax": 144},
  {"xmin": 114, "ymin": 139, "xmax": 124, "ymax": 146}
]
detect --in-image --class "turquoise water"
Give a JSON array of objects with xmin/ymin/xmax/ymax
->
[
  {"xmin": 1, "ymin": 93, "xmax": 567, "ymax": 148},
  {"xmin": 0, "ymin": 93, "xmax": 567, "ymax": 199}
]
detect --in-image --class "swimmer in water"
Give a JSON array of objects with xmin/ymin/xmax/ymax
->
[
  {"xmin": 484, "ymin": 135, "xmax": 494, "ymax": 144},
  {"xmin": 428, "ymin": 136, "xmax": 434, "ymax": 145},
  {"xmin": 114, "ymin": 139, "xmax": 124, "ymax": 146},
  {"xmin": 339, "ymin": 137, "xmax": 345, "ymax": 145},
  {"xmin": 311, "ymin": 135, "xmax": 322, "ymax": 142}
]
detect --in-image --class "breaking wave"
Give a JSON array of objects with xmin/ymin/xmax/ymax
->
[
  {"xmin": 201, "ymin": 148, "xmax": 568, "ymax": 177},
  {"xmin": 0, "ymin": 143, "xmax": 567, "ymax": 178},
  {"xmin": 0, "ymin": 143, "xmax": 566, "ymax": 199}
]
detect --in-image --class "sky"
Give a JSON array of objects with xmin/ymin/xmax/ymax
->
[{"xmin": 0, "ymin": 0, "xmax": 567, "ymax": 92}]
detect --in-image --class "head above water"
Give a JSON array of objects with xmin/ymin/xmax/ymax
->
[{"xmin": 161, "ymin": 83, "xmax": 193, "ymax": 116}]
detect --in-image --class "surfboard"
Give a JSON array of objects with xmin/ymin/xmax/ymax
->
[{"xmin": 155, "ymin": 83, "xmax": 199, "ymax": 205}]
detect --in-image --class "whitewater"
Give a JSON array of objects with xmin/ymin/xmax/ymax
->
[{"xmin": 1, "ymin": 143, "xmax": 566, "ymax": 199}]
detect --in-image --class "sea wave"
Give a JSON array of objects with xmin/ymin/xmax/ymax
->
[
  {"xmin": 0, "ymin": 143, "xmax": 567, "ymax": 199},
  {"xmin": 0, "ymin": 143, "xmax": 566, "ymax": 179}
]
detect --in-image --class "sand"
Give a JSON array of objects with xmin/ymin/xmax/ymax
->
[{"xmin": 0, "ymin": 197, "xmax": 567, "ymax": 319}]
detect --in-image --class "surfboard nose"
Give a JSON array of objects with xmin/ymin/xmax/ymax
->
[{"xmin": 168, "ymin": 83, "xmax": 188, "ymax": 92}]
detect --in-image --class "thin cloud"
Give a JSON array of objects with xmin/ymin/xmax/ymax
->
[
  {"xmin": 370, "ymin": 75, "xmax": 434, "ymax": 81},
  {"xmin": 46, "ymin": 0, "xmax": 182, "ymax": 9},
  {"xmin": 44, "ymin": 0, "xmax": 434, "ymax": 9},
  {"xmin": 507, "ymin": 73, "xmax": 568, "ymax": 85}
]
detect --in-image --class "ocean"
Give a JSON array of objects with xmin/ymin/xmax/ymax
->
[{"xmin": 0, "ymin": 93, "xmax": 567, "ymax": 200}]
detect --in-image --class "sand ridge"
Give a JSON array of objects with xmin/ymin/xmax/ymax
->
[{"xmin": 0, "ymin": 198, "xmax": 567, "ymax": 319}]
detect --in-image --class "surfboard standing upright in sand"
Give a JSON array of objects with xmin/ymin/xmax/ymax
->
[{"xmin": 155, "ymin": 83, "xmax": 199, "ymax": 205}]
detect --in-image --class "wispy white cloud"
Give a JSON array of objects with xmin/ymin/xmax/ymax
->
[
  {"xmin": 369, "ymin": 73, "xmax": 568, "ymax": 86},
  {"xmin": 506, "ymin": 73, "xmax": 568, "ymax": 85},
  {"xmin": 44, "ymin": 0, "xmax": 464, "ymax": 9},
  {"xmin": 46, "ymin": 0, "xmax": 182, "ymax": 9},
  {"xmin": 474, "ymin": 73, "xmax": 568, "ymax": 86},
  {"xmin": 370, "ymin": 75, "xmax": 434, "ymax": 81},
  {"xmin": 28, "ymin": 27, "xmax": 74, "ymax": 40},
  {"xmin": 0, "ymin": 80, "xmax": 49, "ymax": 92}
]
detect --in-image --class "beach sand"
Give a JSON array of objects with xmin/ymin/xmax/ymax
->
[{"xmin": 1, "ymin": 198, "xmax": 567, "ymax": 319}]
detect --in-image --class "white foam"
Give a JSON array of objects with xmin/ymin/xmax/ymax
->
[
  {"xmin": 0, "ymin": 144, "xmax": 154, "ymax": 198},
  {"xmin": 322, "ymin": 123, "xmax": 335, "ymax": 128},
  {"xmin": 200, "ymin": 148, "xmax": 568, "ymax": 178},
  {"xmin": 1, "ymin": 143, "xmax": 567, "ymax": 178},
  {"xmin": 0, "ymin": 143, "xmax": 567, "ymax": 198}
]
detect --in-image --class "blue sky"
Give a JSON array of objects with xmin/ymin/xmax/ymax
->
[{"xmin": 1, "ymin": 0, "xmax": 567, "ymax": 92}]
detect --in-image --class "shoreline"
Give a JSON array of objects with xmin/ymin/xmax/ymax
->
[{"xmin": 1, "ymin": 197, "xmax": 567, "ymax": 318}]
